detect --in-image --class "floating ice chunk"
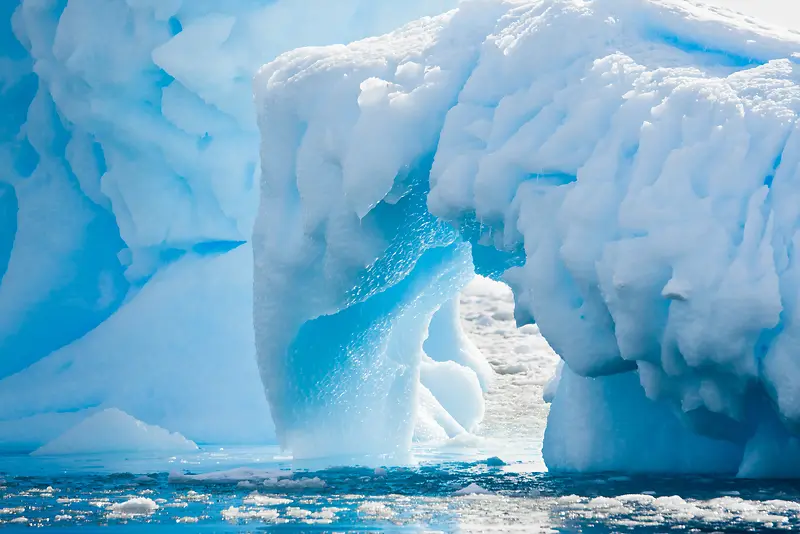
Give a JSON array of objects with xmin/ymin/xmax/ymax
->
[
  {"xmin": 454, "ymin": 483, "xmax": 493, "ymax": 496},
  {"xmin": 285, "ymin": 507, "xmax": 311, "ymax": 519},
  {"xmin": 108, "ymin": 498, "xmax": 158, "ymax": 517},
  {"xmin": 263, "ymin": 477, "xmax": 326, "ymax": 490},
  {"xmin": 221, "ymin": 506, "xmax": 279, "ymax": 522},
  {"xmin": 168, "ymin": 467, "xmax": 289, "ymax": 485},
  {"xmin": 357, "ymin": 502, "xmax": 394, "ymax": 518},
  {"xmin": 243, "ymin": 493, "xmax": 292, "ymax": 506},
  {"xmin": 31, "ymin": 408, "xmax": 197, "ymax": 456},
  {"xmin": 617, "ymin": 494, "xmax": 657, "ymax": 505}
]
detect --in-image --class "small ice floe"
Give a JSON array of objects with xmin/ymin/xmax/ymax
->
[
  {"xmin": 107, "ymin": 497, "xmax": 159, "ymax": 518},
  {"xmin": 221, "ymin": 506, "xmax": 279, "ymax": 522},
  {"xmin": 168, "ymin": 467, "xmax": 289, "ymax": 485},
  {"xmin": 454, "ymin": 483, "xmax": 493, "ymax": 496},
  {"xmin": 357, "ymin": 502, "xmax": 394, "ymax": 519},
  {"xmin": 243, "ymin": 493, "xmax": 291, "ymax": 506},
  {"xmin": 263, "ymin": 477, "xmax": 326, "ymax": 490}
]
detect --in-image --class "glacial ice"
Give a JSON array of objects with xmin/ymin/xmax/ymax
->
[
  {"xmin": 6, "ymin": 0, "xmax": 800, "ymax": 478},
  {"xmin": 253, "ymin": 0, "xmax": 800, "ymax": 474},
  {"xmin": 0, "ymin": 0, "xmax": 463, "ymax": 451}
]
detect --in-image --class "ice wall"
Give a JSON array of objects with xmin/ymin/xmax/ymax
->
[
  {"xmin": 254, "ymin": 0, "xmax": 800, "ymax": 475},
  {"xmin": 0, "ymin": 0, "xmax": 461, "ymax": 452}
]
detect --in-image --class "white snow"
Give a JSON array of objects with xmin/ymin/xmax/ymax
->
[{"xmin": 31, "ymin": 408, "xmax": 197, "ymax": 456}]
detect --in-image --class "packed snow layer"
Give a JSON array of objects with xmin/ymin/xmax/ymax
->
[
  {"xmin": 254, "ymin": 0, "xmax": 800, "ymax": 473},
  {"xmin": 31, "ymin": 408, "xmax": 198, "ymax": 456},
  {"xmin": 0, "ymin": 0, "xmax": 462, "ymax": 451}
]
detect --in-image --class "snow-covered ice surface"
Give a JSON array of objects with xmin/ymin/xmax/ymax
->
[{"xmin": 253, "ymin": 0, "xmax": 800, "ymax": 476}]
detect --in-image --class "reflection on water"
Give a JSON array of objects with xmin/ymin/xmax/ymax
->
[{"xmin": 1, "ymin": 453, "xmax": 800, "ymax": 532}]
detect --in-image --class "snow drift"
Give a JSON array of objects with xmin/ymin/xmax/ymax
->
[{"xmin": 253, "ymin": 0, "xmax": 800, "ymax": 475}]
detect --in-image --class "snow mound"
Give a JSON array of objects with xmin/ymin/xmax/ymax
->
[
  {"xmin": 31, "ymin": 408, "xmax": 198, "ymax": 456},
  {"xmin": 253, "ymin": 0, "xmax": 800, "ymax": 474}
]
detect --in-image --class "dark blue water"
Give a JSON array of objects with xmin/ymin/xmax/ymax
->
[{"xmin": 2, "ymin": 458, "xmax": 800, "ymax": 532}]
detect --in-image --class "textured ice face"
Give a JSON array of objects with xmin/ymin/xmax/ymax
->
[
  {"xmin": 6, "ymin": 0, "xmax": 800, "ymax": 474},
  {"xmin": 253, "ymin": 0, "xmax": 800, "ymax": 473},
  {"xmin": 0, "ymin": 0, "xmax": 461, "ymax": 451}
]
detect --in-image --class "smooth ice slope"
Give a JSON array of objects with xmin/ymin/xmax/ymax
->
[
  {"xmin": 31, "ymin": 408, "xmax": 198, "ymax": 456},
  {"xmin": 255, "ymin": 0, "xmax": 800, "ymax": 474},
  {"xmin": 0, "ymin": 0, "xmax": 462, "ymax": 451}
]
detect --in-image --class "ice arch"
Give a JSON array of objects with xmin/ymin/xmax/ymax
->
[{"xmin": 254, "ymin": 0, "xmax": 800, "ymax": 475}]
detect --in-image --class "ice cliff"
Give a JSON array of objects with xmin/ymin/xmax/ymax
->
[
  {"xmin": 253, "ymin": 0, "xmax": 800, "ymax": 475},
  {"xmin": 0, "ymin": 0, "xmax": 460, "ymax": 452}
]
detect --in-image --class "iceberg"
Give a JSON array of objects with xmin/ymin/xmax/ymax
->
[
  {"xmin": 5, "ymin": 0, "xmax": 800, "ymax": 477},
  {"xmin": 253, "ymin": 0, "xmax": 800, "ymax": 474}
]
